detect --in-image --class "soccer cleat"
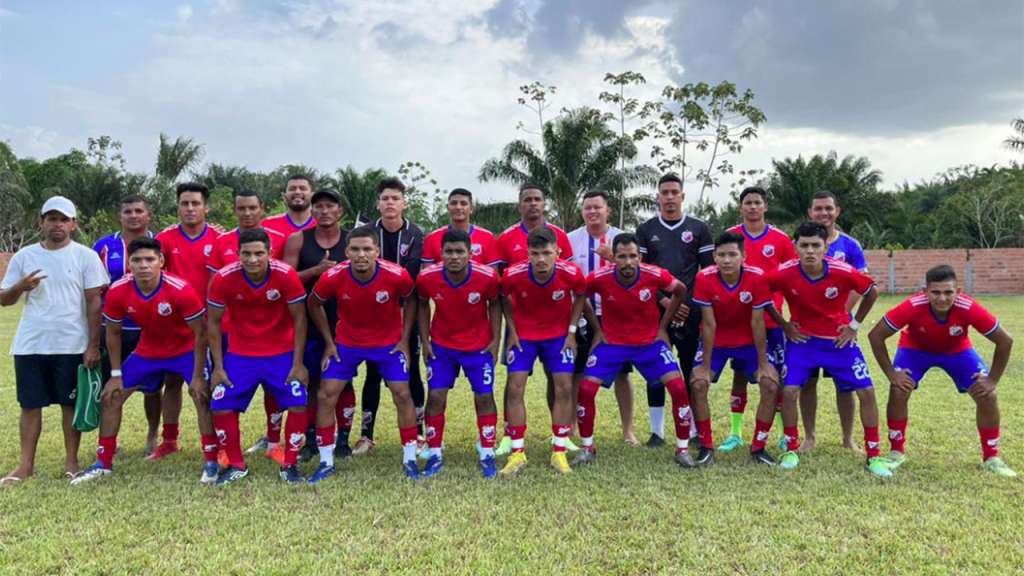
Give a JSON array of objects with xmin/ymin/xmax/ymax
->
[
  {"xmin": 982, "ymin": 457, "xmax": 1017, "ymax": 478},
  {"xmin": 307, "ymin": 462, "xmax": 337, "ymax": 485},
  {"xmin": 245, "ymin": 436, "xmax": 269, "ymax": 454},
  {"xmin": 279, "ymin": 465, "xmax": 305, "ymax": 484},
  {"xmin": 500, "ymin": 452, "xmax": 528, "ymax": 476},
  {"xmin": 70, "ymin": 462, "xmax": 111, "ymax": 485},
  {"xmin": 417, "ymin": 436, "xmax": 430, "ymax": 461},
  {"xmin": 571, "ymin": 447, "xmax": 596, "ymax": 467},
  {"xmin": 217, "ymin": 449, "xmax": 230, "ymax": 469},
  {"xmin": 695, "ymin": 447, "xmax": 715, "ymax": 467},
  {"xmin": 777, "ymin": 435, "xmax": 788, "ymax": 453},
  {"xmin": 495, "ymin": 436, "xmax": 513, "ymax": 456},
  {"xmin": 298, "ymin": 442, "xmax": 318, "ymax": 464},
  {"xmin": 885, "ymin": 450, "xmax": 907, "ymax": 470},
  {"xmin": 200, "ymin": 462, "xmax": 220, "ymax": 484},
  {"xmin": 562, "ymin": 437, "xmax": 580, "ymax": 452},
  {"xmin": 351, "ymin": 437, "xmax": 376, "ymax": 456},
  {"xmin": 674, "ymin": 449, "xmax": 696, "ymax": 469},
  {"xmin": 334, "ymin": 442, "xmax": 353, "ymax": 460},
  {"xmin": 403, "ymin": 460, "xmax": 421, "ymax": 480},
  {"xmin": 479, "ymin": 455, "xmax": 498, "ymax": 479},
  {"xmin": 215, "ymin": 466, "xmax": 249, "ymax": 486},
  {"xmin": 718, "ymin": 434, "xmax": 744, "ymax": 453},
  {"xmin": 421, "ymin": 455, "xmax": 444, "ymax": 478},
  {"xmin": 145, "ymin": 441, "xmax": 180, "ymax": 461},
  {"xmin": 645, "ymin": 433, "xmax": 666, "ymax": 448},
  {"xmin": 779, "ymin": 451, "xmax": 800, "ymax": 470},
  {"xmin": 264, "ymin": 445, "xmax": 286, "ymax": 466},
  {"xmin": 550, "ymin": 452, "xmax": 572, "ymax": 475},
  {"xmin": 866, "ymin": 456, "xmax": 893, "ymax": 478},
  {"xmin": 750, "ymin": 449, "xmax": 777, "ymax": 466}
]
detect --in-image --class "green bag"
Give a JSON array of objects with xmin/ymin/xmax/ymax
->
[{"xmin": 73, "ymin": 364, "xmax": 103, "ymax": 433}]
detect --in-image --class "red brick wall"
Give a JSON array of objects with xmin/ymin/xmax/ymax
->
[
  {"xmin": 0, "ymin": 252, "xmax": 10, "ymax": 282},
  {"xmin": 865, "ymin": 248, "xmax": 1024, "ymax": 294}
]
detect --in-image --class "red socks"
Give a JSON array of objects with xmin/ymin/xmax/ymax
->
[
  {"xmin": 399, "ymin": 425, "xmax": 419, "ymax": 447},
  {"xmin": 337, "ymin": 385, "xmax": 356, "ymax": 433},
  {"xmin": 577, "ymin": 378, "xmax": 601, "ymax": 440},
  {"xmin": 552, "ymin": 423, "xmax": 571, "ymax": 453},
  {"xmin": 783, "ymin": 425, "xmax": 800, "ymax": 452},
  {"xmin": 508, "ymin": 425, "xmax": 527, "ymax": 452},
  {"xmin": 425, "ymin": 413, "xmax": 446, "ymax": 449},
  {"xmin": 730, "ymin": 391, "xmax": 748, "ymax": 414},
  {"xmin": 265, "ymin": 394, "xmax": 282, "ymax": 443},
  {"xmin": 283, "ymin": 410, "xmax": 307, "ymax": 466},
  {"xmin": 864, "ymin": 425, "xmax": 881, "ymax": 458},
  {"xmin": 97, "ymin": 435, "xmax": 117, "ymax": 469},
  {"xmin": 665, "ymin": 377, "xmax": 691, "ymax": 441},
  {"xmin": 695, "ymin": 418, "xmax": 713, "ymax": 449},
  {"xmin": 162, "ymin": 423, "xmax": 179, "ymax": 444},
  {"xmin": 213, "ymin": 412, "xmax": 245, "ymax": 469},
  {"xmin": 888, "ymin": 418, "xmax": 907, "ymax": 453},
  {"xmin": 315, "ymin": 426, "xmax": 335, "ymax": 449},
  {"xmin": 979, "ymin": 427, "xmax": 1001, "ymax": 461},
  {"xmin": 200, "ymin": 434, "xmax": 219, "ymax": 463},
  {"xmin": 477, "ymin": 413, "xmax": 498, "ymax": 450},
  {"xmin": 750, "ymin": 419, "xmax": 773, "ymax": 452}
]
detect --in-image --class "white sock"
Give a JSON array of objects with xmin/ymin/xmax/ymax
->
[
  {"xmin": 479, "ymin": 447, "xmax": 494, "ymax": 460},
  {"xmin": 319, "ymin": 445, "xmax": 335, "ymax": 467},
  {"xmin": 553, "ymin": 436, "xmax": 566, "ymax": 449},
  {"xmin": 429, "ymin": 447, "xmax": 442, "ymax": 459},
  {"xmin": 403, "ymin": 442, "xmax": 417, "ymax": 463},
  {"xmin": 511, "ymin": 438, "xmax": 525, "ymax": 451},
  {"xmin": 676, "ymin": 437, "xmax": 689, "ymax": 451},
  {"xmin": 649, "ymin": 407, "xmax": 665, "ymax": 437},
  {"xmin": 581, "ymin": 437, "xmax": 594, "ymax": 448},
  {"xmin": 267, "ymin": 442, "xmax": 279, "ymax": 451}
]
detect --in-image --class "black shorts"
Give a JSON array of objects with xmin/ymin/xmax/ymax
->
[
  {"xmin": 14, "ymin": 354, "xmax": 82, "ymax": 409},
  {"xmin": 573, "ymin": 321, "xmax": 632, "ymax": 377}
]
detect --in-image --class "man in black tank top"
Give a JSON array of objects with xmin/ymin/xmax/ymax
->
[{"xmin": 283, "ymin": 189, "xmax": 352, "ymax": 460}]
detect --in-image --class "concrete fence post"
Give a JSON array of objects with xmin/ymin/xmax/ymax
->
[
  {"xmin": 887, "ymin": 250, "xmax": 895, "ymax": 293},
  {"xmin": 965, "ymin": 249, "xmax": 974, "ymax": 294}
]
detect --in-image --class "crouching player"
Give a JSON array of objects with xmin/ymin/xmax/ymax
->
[
  {"xmin": 868, "ymin": 265, "xmax": 1015, "ymax": 477},
  {"xmin": 576, "ymin": 233, "xmax": 696, "ymax": 468},
  {"xmin": 73, "ymin": 238, "xmax": 215, "ymax": 484},
  {"xmin": 690, "ymin": 231, "xmax": 780, "ymax": 466},
  {"xmin": 765, "ymin": 222, "xmax": 890, "ymax": 476},
  {"xmin": 206, "ymin": 229, "xmax": 309, "ymax": 486},
  {"xmin": 417, "ymin": 229, "xmax": 502, "ymax": 478}
]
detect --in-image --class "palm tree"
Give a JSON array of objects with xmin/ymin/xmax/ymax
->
[
  {"xmin": 1005, "ymin": 118, "xmax": 1024, "ymax": 152},
  {"xmin": 156, "ymin": 133, "xmax": 204, "ymax": 181},
  {"xmin": 324, "ymin": 166, "xmax": 389, "ymax": 227},
  {"xmin": 765, "ymin": 152, "xmax": 883, "ymax": 230}
]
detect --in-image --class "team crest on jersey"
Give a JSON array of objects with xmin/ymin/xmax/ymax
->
[
  {"xmin": 375, "ymin": 290, "xmax": 390, "ymax": 303},
  {"xmin": 639, "ymin": 288, "xmax": 652, "ymax": 302},
  {"xmin": 681, "ymin": 230, "xmax": 694, "ymax": 243},
  {"xmin": 552, "ymin": 290, "xmax": 565, "ymax": 301},
  {"xmin": 471, "ymin": 243, "xmax": 482, "ymax": 256},
  {"xmin": 266, "ymin": 289, "xmax": 281, "ymax": 301},
  {"xmin": 833, "ymin": 251, "xmax": 846, "ymax": 262},
  {"xmin": 824, "ymin": 286, "xmax": 839, "ymax": 299},
  {"xmin": 468, "ymin": 292, "xmax": 481, "ymax": 304},
  {"xmin": 762, "ymin": 244, "xmax": 775, "ymax": 257},
  {"xmin": 126, "ymin": 306, "xmax": 136, "ymax": 314},
  {"xmin": 203, "ymin": 245, "xmax": 213, "ymax": 257},
  {"xmin": 739, "ymin": 291, "xmax": 753, "ymax": 304},
  {"xmin": 212, "ymin": 385, "xmax": 226, "ymax": 400},
  {"xmin": 400, "ymin": 243, "xmax": 410, "ymax": 257},
  {"xmin": 157, "ymin": 302, "xmax": 173, "ymax": 316},
  {"xmin": 949, "ymin": 325, "xmax": 964, "ymax": 336}
]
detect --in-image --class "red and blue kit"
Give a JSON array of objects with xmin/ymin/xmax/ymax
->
[
  {"xmin": 206, "ymin": 227, "xmax": 288, "ymax": 273},
  {"xmin": 495, "ymin": 222, "xmax": 574, "ymax": 267},
  {"xmin": 421, "ymin": 225, "xmax": 499, "ymax": 267},
  {"xmin": 261, "ymin": 213, "xmax": 316, "ymax": 239},
  {"xmin": 156, "ymin": 223, "xmax": 218, "ymax": 302},
  {"xmin": 500, "ymin": 261, "xmax": 585, "ymax": 374}
]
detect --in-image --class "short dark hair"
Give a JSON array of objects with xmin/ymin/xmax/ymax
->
[
  {"xmin": 234, "ymin": 189, "xmax": 262, "ymax": 205},
  {"xmin": 657, "ymin": 173, "xmax": 683, "ymax": 189},
  {"xmin": 127, "ymin": 237, "xmax": 161, "ymax": 256},
  {"xmin": 526, "ymin": 226, "xmax": 556, "ymax": 249},
  {"xmin": 448, "ymin": 188, "xmax": 473, "ymax": 202},
  {"xmin": 347, "ymin": 225, "xmax": 379, "ymax": 246},
  {"xmin": 739, "ymin": 186, "xmax": 767, "ymax": 204},
  {"xmin": 441, "ymin": 228, "xmax": 471, "ymax": 250},
  {"xmin": 811, "ymin": 190, "xmax": 838, "ymax": 205},
  {"xmin": 238, "ymin": 227, "xmax": 270, "ymax": 249},
  {"xmin": 377, "ymin": 177, "xmax": 406, "ymax": 196},
  {"xmin": 519, "ymin": 183, "xmax": 546, "ymax": 199},
  {"xmin": 176, "ymin": 182, "xmax": 210, "ymax": 201},
  {"xmin": 582, "ymin": 190, "xmax": 610, "ymax": 204},
  {"xmin": 119, "ymin": 194, "xmax": 148, "ymax": 207},
  {"xmin": 286, "ymin": 174, "xmax": 315, "ymax": 189},
  {"xmin": 612, "ymin": 232, "xmax": 639, "ymax": 252},
  {"xmin": 794, "ymin": 221, "xmax": 829, "ymax": 242},
  {"xmin": 715, "ymin": 231, "xmax": 745, "ymax": 252},
  {"xmin": 925, "ymin": 264, "xmax": 957, "ymax": 285}
]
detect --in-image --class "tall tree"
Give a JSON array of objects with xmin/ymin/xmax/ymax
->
[
  {"xmin": 599, "ymin": 71, "xmax": 659, "ymax": 228},
  {"xmin": 1005, "ymin": 118, "xmax": 1024, "ymax": 153},
  {"xmin": 765, "ymin": 152, "xmax": 883, "ymax": 230}
]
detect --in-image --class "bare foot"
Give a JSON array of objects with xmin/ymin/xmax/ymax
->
[
  {"xmin": 144, "ymin": 433, "xmax": 158, "ymax": 456},
  {"xmin": 799, "ymin": 435, "xmax": 817, "ymax": 453},
  {"xmin": 2, "ymin": 467, "xmax": 32, "ymax": 486},
  {"xmin": 842, "ymin": 438, "xmax": 865, "ymax": 455},
  {"xmin": 623, "ymin": 430, "xmax": 640, "ymax": 446},
  {"xmin": 64, "ymin": 461, "xmax": 81, "ymax": 477}
]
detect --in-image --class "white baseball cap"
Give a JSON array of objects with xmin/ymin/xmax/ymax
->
[{"xmin": 40, "ymin": 195, "xmax": 77, "ymax": 218}]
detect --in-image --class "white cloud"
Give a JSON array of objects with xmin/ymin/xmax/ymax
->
[{"xmin": 177, "ymin": 4, "xmax": 193, "ymax": 23}]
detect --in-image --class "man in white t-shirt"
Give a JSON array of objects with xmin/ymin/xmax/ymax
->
[
  {"xmin": 567, "ymin": 190, "xmax": 638, "ymax": 445},
  {"xmin": 0, "ymin": 196, "xmax": 108, "ymax": 485}
]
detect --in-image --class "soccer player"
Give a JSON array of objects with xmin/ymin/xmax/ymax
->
[
  {"xmin": 636, "ymin": 173, "xmax": 713, "ymax": 448},
  {"xmin": 206, "ymin": 228, "xmax": 309, "ymax": 485},
  {"xmin": 262, "ymin": 173, "xmax": 317, "ymax": 239},
  {"xmin": 690, "ymin": 231, "xmax": 779, "ymax": 466},
  {"xmin": 764, "ymin": 222, "xmax": 890, "ymax": 476},
  {"xmin": 868, "ymin": 265, "xmax": 1015, "ymax": 477},
  {"xmin": 721, "ymin": 186, "xmax": 796, "ymax": 452},
  {"xmin": 72, "ymin": 238, "xmax": 215, "ymax": 484},
  {"xmin": 307, "ymin": 226, "xmax": 419, "ymax": 481},
  {"xmin": 283, "ymin": 188, "xmax": 352, "ymax": 461},
  {"xmin": 575, "ymin": 233, "xmax": 695, "ymax": 468},
  {"xmin": 93, "ymin": 195, "xmax": 164, "ymax": 457},
  {"xmin": 1, "ymin": 196, "xmax": 107, "ymax": 485},
  {"xmin": 421, "ymin": 188, "xmax": 499, "ymax": 267},
  {"xmin": 416, "ymin": 228, "xmax": 502, "ymax": 478},
  {"xmin": 567, "ymin": 190, "xmax": 637, "ymax": 445},
  {"xmin": 498, "ymin": 227, "xmax": 587, "ymax": 475},
  {"xmin": 802, "ymin": 190, "xmax": 869, "ymax": 452}
]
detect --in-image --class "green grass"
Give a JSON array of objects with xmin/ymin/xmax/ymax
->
[{"xmin": 0, "ymin": 296, "xmax": 1022, "ymax": 575}]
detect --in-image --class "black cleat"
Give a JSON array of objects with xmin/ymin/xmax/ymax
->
[
  {"xmin": 674, "ymin": 449, "xmax": 696, "ymax": 468},
  {"xmin": 695, "ymin": 447, "xmax": 715, "ymax": 466},
  {"xmin": 297, "ymin": 443, "xmax": 317, "ymax": 464},
  {"xmin": 334, "ymin": 442, "xmax": 353, "ymax": 460},
  {"xmin": 750, "ymin": 449, "xmax": 777, "ymax": 466},
  {"xmin": 645, "ymin": 433, "xmax": 666, "ymax": 448}
]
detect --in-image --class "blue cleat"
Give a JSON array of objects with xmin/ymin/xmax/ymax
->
[
  {"xmin": 403, "ymin": 460, "xmax": 420, "ymax": 480},
  {"xmin": 199, "ymin": 461, "xmax": 220, "ymax": 484},
  {"xmin": 279, "ymin": 465, "xmax": 305, "ymax": 484},
  {"xmin": 479, "ymin": 455, "xmax": 498, "ymax": 479},
  {"xmin": 307, "ymin": 462, "xmax": 337, "ymax": 485},
  {"xmin": 421, "ymin": 455, "xmax": 444, "ymax": 478},
  {"xmin": 215, "ymin": 466, "xmax": 249, "ymax": 486}
]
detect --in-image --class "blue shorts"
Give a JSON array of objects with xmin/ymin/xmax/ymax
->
[
  {"xmin": 694, "ymin": 343, "xmax": 758, "ymax": 384},
  {"xmin": 322, "ymin": 343, "xmax": 409, "ymax": 383},
  {"xmin": 767, "ymin": 327, "xmax": 786, "ymax": 371},
  {"xmin": 123, "ymin": 351, "xmax": 196, "ymax": 394},
  {"xmin": 893, "ymin": 347, "xmax": 989, "ymax": 393},
  {"xmin": 505, "ymin": 337, "xmax": 575, "ymax": 374},
  {"xmin": 584, "ymin": 341, "xmax": 679, "ymax": 387},
  {"xmin": 783, "ymin": 337, "xmax": 872, "ymax": 392},
  {"xmin": 427, "ymin": 344, "xmax": 495, "ymax": 394},
  {"xmin": 211, "ymin": 352, "xmax": 307, "ymax": 412}
]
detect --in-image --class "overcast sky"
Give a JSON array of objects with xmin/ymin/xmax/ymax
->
[{"xmin": 1, "ymin": 0, "xmax": 1021, "ymax": 205}]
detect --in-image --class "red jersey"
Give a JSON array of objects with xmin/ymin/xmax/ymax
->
[
  {"xmin": 729, "ymin": 223, "xmax": 796, "ymax": 329},
  {"xmin": 416, "ymin": 262, "xmax": 499, "ymax": 351},
  {"xmin": 421, "ymin": 225, "xmax": 500, "ymax": 267},
  {"xmin": 102, "ymin": 273, "xmax": 205, "ymax": 358},
  {"xmin": 883, "ymin": 292, "xmax": 999, "ymax": 354},
  {"xmin": 500, "ymin": 261, "xmax": 585, "ymax": 341},
  {"xmin": 586, "ymin": 264, "xmax": 681, "ymax": 346},
  {"xmin": 207, "ymin": 260, "xmax": 306, "ymax": 356},
  {"xmin": 691, "ymin": 265, "xmax": 773, "ymax": 348},
  {"xmin": 495, "ymin": 222, "xmax": 574, "ymax": 267},
  {"xmin": 766, "ymin": 259, "xmax": 875, "ymax": 339},
  {"xmin": 261, "ymin": 212, "xmax": 316, "ymax": 239},
  {"xmin": 156, "ymin": 223, "xmax": 218, "ymax": 302},
  {"xmin": 206, "ymin": 227, "xmax": 287, "ymax": 272},
  {"xmin": 312, "ymin": 260, "xmax": 415, "ymax": 348}
]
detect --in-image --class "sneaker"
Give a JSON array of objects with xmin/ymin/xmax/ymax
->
[
  {"xmin": 777, "ymin": 435, "xmax": 788, "ymax": 453},
  {"xmin": 199, "ymin": 461, "xmax": 220, "ymax": 484},
  {"xmin": 982, "ymin": 457, "xmax": 1017, "ymax": 478},
  {"xmin": 645, "ymin": 433, "xmax": 666, "ymax": 448},
  {"xmin": 866, "ymin": 456, "xmax": 893, "ymax": 478},
  {"xmin": 885, "ymin": 450, "xmax": 907, "ymax": 470},
  {"xmin": 298, "ymin": 443, "xmax": 318, "ymax": 464},
  {"xmin": 550, "ymin": 452, "xmax": 572, "ymax": 475},
  {"xmin": 495, "ymin": 436, "xmax": 513, "ymax": 457},
  {"xmin": 718, "ymin": 434, "xmax": 744, "ymax": 453},
  {"xmin": 245, "ymin": 436, "xmax": 269, "ymax": 454},
  {"xmin": 403, "ymin": 460, "xmax": 420, "ymax": 480},
  {"xmin": 421, "ymin": 455, "xmax": 444, "ymax": 478},
  {"xmin": 695, "ymin": 446, "xmax": 715, "ymax": 466},
  {"xmin": 145, "ymin": 441, "xmax": 180, "ymax": 461},
  {"xmin": 750, "ymin": 449, "xmax": 777, "ymax": 466},
  {"xmin": 417, "ymin": 436, "xmax": 430, "ymax": 461},
  {"xmin": 70, "ymin": 462, "xmax": 111, "ymax": 485},
  {"xmin": 217, "ymin": 449, "xmax": 230, "ymax": 469},
  {"xmin": 571, "ymin": 448, "xmax": 596, "ymax": 467},
  {"xmin": 779, "ymin": 451, "xmax": 799, "ymax": 470},
  {"xmin": 334, "ymin": 443, "xmax": 353, "ymax": 460},
  {"xmin": 264, "ymin": 445, "xmax": 287, "ymax": 466},
  {"xmin": 307, "ymin": 462, "xmax": 337, "ymax": 485},
  {"xmin": 351, "ymin": 437, "xmax": 376, "ymax": 456},
  {"xmin": 215, "ymin": 466, "xmax": 249, "ymax": 486},
  {"xmin": 500, "ymin": 451, "xmax": 528, "ymax": 476},
  {"xmin": 479, "ymin": 455, "xmax": 498, "ymax": 479},
  {"xmin": 279, "ymin": 464, "xmax": 305, "ymax": 484},
  {"xmin": 563, "ymin": 437, "xmax": 580, "ymax": 452},
  {"xmin": 674, "ymin": 449, "xmax": 696, "ymax": 468}
]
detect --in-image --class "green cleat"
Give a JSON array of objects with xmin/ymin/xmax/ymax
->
[
  {"xmin": 982, "ymin": 457, "xmax": 1018, "ymax": 478},
  {"xmin": 866, "ymin": 456, "xmax": 893, "ymax": 478},
  {"xmin": 495, "ymin": 436, "xmax": 513, "ymax": 457},
  {"xmin": 885, "ymin": 450, "xmax": 907, "ymax": 470},
  {"xmin": 779, "ymin": 451, "xmax": 799, "ymax": 470},
  {"xmin": 718, "ymin": 434, "xmax": 744, "ymax": 453},
  {"xmin": 777, "ymin": 435, "xmax": 788, "ymax": 453}
]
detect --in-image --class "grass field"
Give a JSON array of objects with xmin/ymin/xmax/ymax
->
[{"xmin": 0, "ymin": 295, "xmax": 1021, "ymax": 575}]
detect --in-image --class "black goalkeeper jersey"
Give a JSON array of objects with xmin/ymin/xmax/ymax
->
[{"xmin": 635, "ymin": 214, "xmax": 714, "ymax": 297}]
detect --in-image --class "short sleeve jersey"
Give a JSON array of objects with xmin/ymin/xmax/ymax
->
[
  {"xmin": 261, "ymin": 212, "xmax": 316, "ymax": 239},
  {"xmin": 883, "ymin": 292, "xmax": 999, "ymax": 354},
  {"xmin": 499, "ymin": 261, "xmax": 585, "ymax": 341},
  {"xmin": 206, "ymin": 227, "xmax": 287, "ymax": 272},
  {"xmin": 421, "ymin": 225, "xmax": 500, "ymax": 267},
  {"xmin": 416, "ymin": 262, "xmax": 500, "ymax": 351},
  {"xmin": 207, "ymin": 260, "xmax": 306, "ymax": 356},
  {"xmin": 691, "ymin": 265, "xmax": 773, "ymax": 348},
  {"xmin": 312, "ymin": 260, "xmax": 415, "ymax": 348},
  {"xmin": 766, "ymin": 259, "xmax": 875, "ymax": 339},
  {"xmin": 567, "ymin": 225, "xmax": 622, "ymax": 316},
  {"xmin": 102, "ymin": 273, "xmax": 205, "ymax": 358},
  {"xmin": 586, "ymin": 264, "xmax": 680, "ymax": 346},
  {"xmin": 495, "ymin": 222, "xmax": 574, "ymax": 267},
  {"xmin": 729, "ymin": 224, "xmax": 796, "ymax": 329},
  {"xmin": 636, "ymin": 214, "xmax": 714, "ymax": 300},
  {"xmin": 156, "ymin": 224, "xmax": 218, "ymax": 302},
  {"xmin": 93, "ymin": 231, "xmax": 155, "ymax": 284},
  {"xmin": 827, "ymin": 232, "xmax": 868, "ymax": 272}
]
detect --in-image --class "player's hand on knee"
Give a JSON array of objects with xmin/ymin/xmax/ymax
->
[
  {"xmin": 101, "ymin": 376, "xmax": 124, "ymax": 404},
  {"xmin": 968, "ymin": 373, "xmax": 996, "ymax": 400},
  {"xmin": 211, "ymin": 368, "xmax": 232, "ymax": 389},
  {"xmin": 288, "ymin": 364, "xmax": 309, "ymax": 386},
  {"xmin": 321, "ymin": 343, "xmax": 340, "ymax": 372},
  {"xmin": 757, "ymin": 362, "xmax": 779, "ymax": 387},
  {"xmin": 888, "ymin": 370, "xmax": 916, "ymax": 394},
  {"xmin": 691, "ymin": 365, "xmax": 711, "ymax": 388},
  {"xmin": 189, "ymin": 377, "xmax": 209, "ymax": 402}
]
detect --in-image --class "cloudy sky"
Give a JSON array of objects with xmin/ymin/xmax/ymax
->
[{"xmin": 1, "ymin": 0, "xmax": 1021, "ymax": 205}]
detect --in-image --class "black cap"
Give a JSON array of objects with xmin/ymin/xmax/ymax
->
[{"xmin": 311, "ymin": 188, "xmax": 341, "ymax": 205}]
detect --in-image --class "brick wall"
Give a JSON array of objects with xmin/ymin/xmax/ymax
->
[
  {"xmin": 865, "ymin": 248, "xmax": 1024, "ymax": 294},
  {"xmin": 0, "ymin": 252, "xmax": 10, "ymax": 282}
]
